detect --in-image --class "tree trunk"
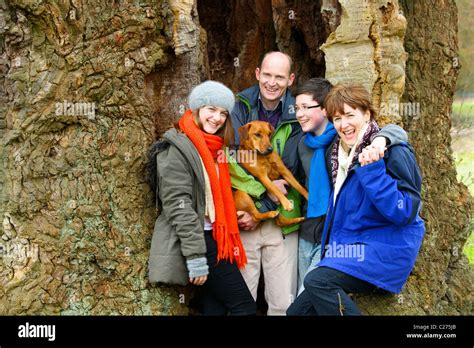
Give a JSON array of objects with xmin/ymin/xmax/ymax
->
[
  {"xmin": 395, "ymin": 0, "xmax": 472, "ymax": 314},
  {"xmin": 0, "ymin": 0, "xmax": 471, "ymax": 315}
]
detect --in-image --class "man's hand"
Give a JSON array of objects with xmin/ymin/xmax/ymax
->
[
  {"xmin": 268, "ymin": 179, "xmax": 289, "ymax": 203},
  {"xmin": 237, "ymin": 211, "xmax": 258, "ymax": 231}
]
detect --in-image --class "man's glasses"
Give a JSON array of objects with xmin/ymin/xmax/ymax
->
[{"xmin": 295, "ymin": 104, "xmax": 321, "ymax": 113}]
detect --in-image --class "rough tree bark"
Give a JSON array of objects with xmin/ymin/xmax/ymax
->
[
  {"xmin": 0, "ymin": 0, "xmax": 472, "ymax": 315},
  {"xmin": 321, "ymin": 0, "xmax": 473, "ymax": 315},
  {"xmin": 0, "ymin": 0, "xmax": 189, "ymax": 315}
]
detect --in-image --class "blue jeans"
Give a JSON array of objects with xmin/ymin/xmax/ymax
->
[
  {"xmin": 287, "ymin": 266, "xmax": 377, "ymax": 316},
  {"xmin": 297, "ymin": 238, "xmax": 321, "ymax": 295}
]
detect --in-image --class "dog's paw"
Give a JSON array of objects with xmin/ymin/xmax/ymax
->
[
  {"xmin": 282, "ymin": 199, "xmax": 294, "ymax": 212},
  {"xmin": 268, "ymin": 211, "xmax": 279, "ymax": 218}
]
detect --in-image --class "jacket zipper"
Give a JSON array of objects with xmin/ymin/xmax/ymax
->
[
  {"xmin": 321, "ymin": 168, "xmax": 356, "ymax": 258},
  {"xmin": 271, "ymin": 119, "xmax": 297, "ymax": 154}
]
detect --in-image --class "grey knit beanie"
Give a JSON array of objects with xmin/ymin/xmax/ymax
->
[{"xmin": 188, "ymin": 80, "xmax": 235, "ymax": 114}]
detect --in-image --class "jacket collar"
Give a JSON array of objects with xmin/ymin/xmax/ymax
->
[
  {"xmin": 258, "ymin": 92, "xmax": 285, "ymax": 112},
  {"xmin": 162, "ymin": 128, "xmax": 205, "ymax": 186},
  {"xmin": 237, "ymin": 84, "xmax": 297, "ymax": 123}
]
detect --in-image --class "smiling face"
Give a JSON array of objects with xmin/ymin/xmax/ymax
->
[
  {"xmin": 332, "ymin": 103, "xmax": 370, "ymax": 149},
  {"xmin": 198, "ymin": 106, "xmax": 228, "ymax": 134},
  {"xmin": 295, "ymin": 93, "xmax": 328, "ymax": 135},
  {"xmin": 255, "ymin": 52, "xmax": 295, "ymax": 110}
]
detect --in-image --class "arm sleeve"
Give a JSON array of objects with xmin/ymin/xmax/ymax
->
[
  {"xmin": 354, "ymin": 145, "xmax": 422, "ymax": 226},
  {"xmin": 230, "ymin": 101, "xmax": 247, "ymax": 146},
  {"xmin": 297, "ymin": 138, "xmax": 308, "ymax": 186},
  {"xmin": 227, "ymin": 154, "xmax": 278, "ymax": 212},
  {"xmin": 256, "ymin": 194, "xmax": 279, "ymax": 212},
  {"xmin": 228, "ymin": 156, "xmax": 266, "ymax": 199},
  {"xmin": 374, "ymin": 124, "xmax": 408, "ymax": 147},
  {"xmin": 186, "ymin": 257, "xmax": 209, "ymax": 278},
  {"xmin": 157, "ymin": 146, "xmax": 206, "ymax": 260}
]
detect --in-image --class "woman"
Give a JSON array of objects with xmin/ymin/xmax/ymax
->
[
  {"xmin": 287, "ymin": 83, "xmax": 425, "ymax": 315},
  {"xmin": 146, "ymin": 80, "xmax": 256, "ymax": 315}
]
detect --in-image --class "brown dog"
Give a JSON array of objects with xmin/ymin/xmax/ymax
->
[{"xmin": 233, "ymin": 121, "xmax": 308, "ymax": 227}]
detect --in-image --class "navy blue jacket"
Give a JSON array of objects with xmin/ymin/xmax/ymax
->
[
  {"xmin": 319, "ymin": 143, "xmax": 425, "ymax": 293},
  {"xmin": 231, "ymin": 84, "xmax": 303, "ymax": 177}
]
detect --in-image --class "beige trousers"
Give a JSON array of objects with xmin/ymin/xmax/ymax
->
[{"xmin": 239, "ymin": 219, "xmax": 298, "ymax": 315}]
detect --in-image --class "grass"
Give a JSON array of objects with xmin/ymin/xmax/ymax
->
[
  {"xmin": 451, "ymin": 99, "xmax": 474, "ymax": 264},
  {"xmin": 453, "ymin": 142, "xmax": 474, "ymax": 192},
  {"xmin": 452, "ymin": 100, "xmax": 474, "ymax": 116},
  {"xmin": 465, "ymin": 231, "xmax": 474, "ymax": 264},
  {"xmin": 453, "ymin": 150, "xmax": 474, "ymax": 264},
  {"xmin": 455, "ymin": 147, "xmax": 474, "ymax": 264},
  {"xmin": 452, "ymin": 99, "xmax": 474, "ymax": 127}
]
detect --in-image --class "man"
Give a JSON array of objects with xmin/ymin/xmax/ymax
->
[{"xmin": 230, "ymin": 51, "xmax": 302, "ymax": 315}]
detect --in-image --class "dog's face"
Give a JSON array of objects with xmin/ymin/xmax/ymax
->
[{"xmin": 238, "ymin": 121, "xmax": 274, "ymax": 155}]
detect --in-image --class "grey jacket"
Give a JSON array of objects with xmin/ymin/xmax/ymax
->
[{"xmin": 148, "ymin": 128, "xmax": 208, "ymax": 286}]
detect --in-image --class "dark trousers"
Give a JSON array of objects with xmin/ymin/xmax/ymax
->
[
  {"xmin": 195, "ymin": 229, "xmax": 256, "ymax": 316},
  {"xmin": 287, "ymin": 266, "xmax": 376, "ymax": 316}
]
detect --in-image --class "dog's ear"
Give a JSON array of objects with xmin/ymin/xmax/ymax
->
[
  {"xmin": 267, "ymin": 123, "xmax": 275, "ymax": 136},
  {"xmin": 238, "ymin": 123, "xmax": 251, "ymax": 141}
]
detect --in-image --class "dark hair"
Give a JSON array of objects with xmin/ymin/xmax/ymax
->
[
  {"xmin": 324, "ymin": 83, "xmax": 377, "ymax": 122},
  {"xmin": 293, "ymin": 78, "xmax": 333, "ymax": 108},
  {"xmin": 259, "ymin": 51, "xmax": 294, "ymax": 75}
]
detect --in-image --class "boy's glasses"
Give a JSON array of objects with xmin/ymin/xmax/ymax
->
[{"xmin": 295, "ymin": 104, "xmax": 321, "ymax": 113}]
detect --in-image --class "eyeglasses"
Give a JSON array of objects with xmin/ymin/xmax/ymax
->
[{"xmin": 295, "ymin": 104, "xmax": 321, "ymax": 113}]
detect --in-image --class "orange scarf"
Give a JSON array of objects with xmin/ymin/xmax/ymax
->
[{"xmin": 179, "ymin": 110, "xmax": 247, "ymax": 268}]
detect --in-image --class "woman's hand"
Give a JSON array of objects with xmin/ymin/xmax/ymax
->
[
  {"xmin": 189, "ymin": 275, "xmax": 208, "ymax": 286},
  {"xmin": 237, "ymin": 211, "xmax": 258, "ymax": 231}
]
